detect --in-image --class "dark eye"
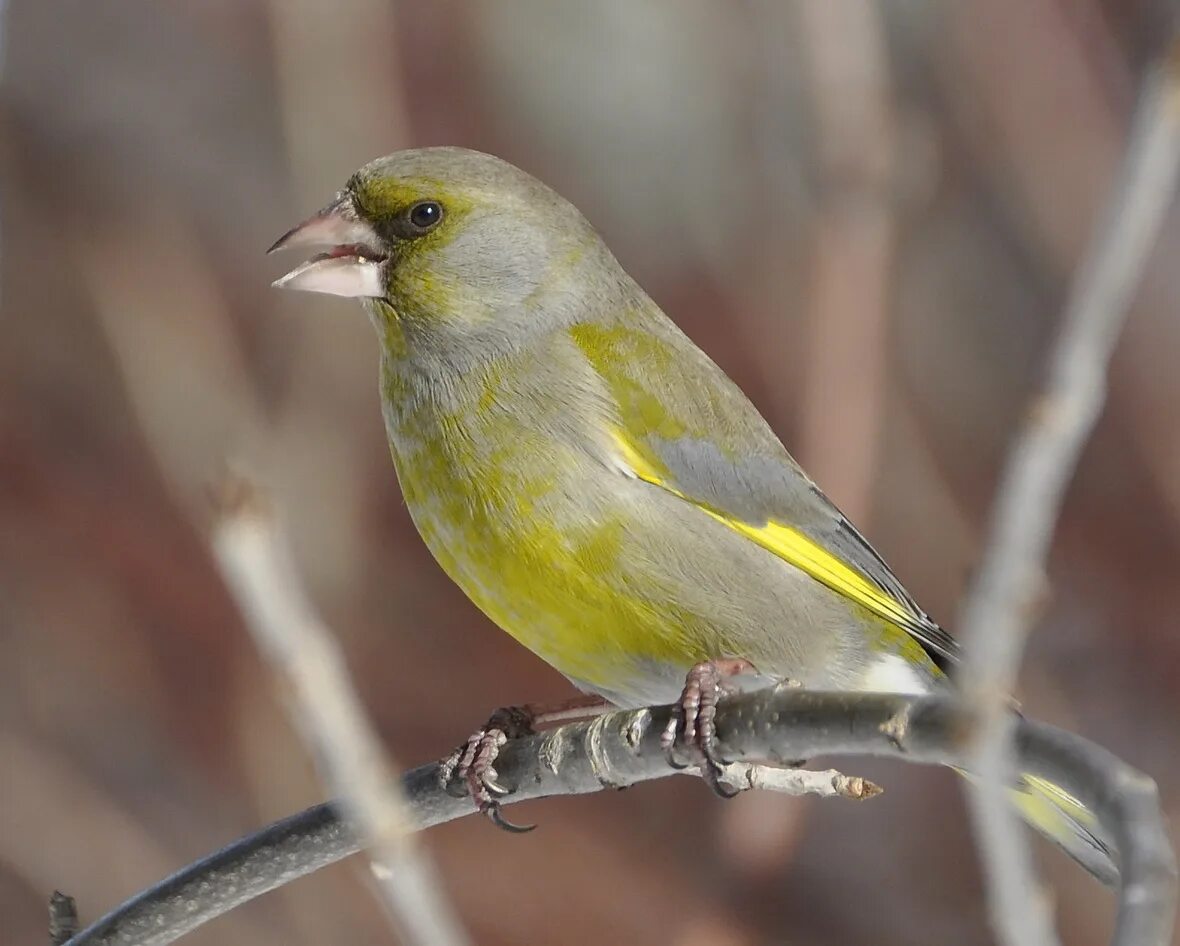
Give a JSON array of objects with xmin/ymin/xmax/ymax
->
[{"xmin": 407, "ymin": 201, "xmax": 443, "ymax": 233}]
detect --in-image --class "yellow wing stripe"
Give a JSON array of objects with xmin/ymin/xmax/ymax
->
[
  {"xmin": 1019, "ymin": 774, "xmax": 1097, "ymax": 830},
  {"xmin": 721, "ymin": 518, "xmax": 918, "ymax": 628},
  {"xmin": 612, "ymin": 431, "xmax": 918, "ymax": 632}
]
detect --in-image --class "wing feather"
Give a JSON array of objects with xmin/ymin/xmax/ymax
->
[{"xmin": 572, "ymin": 313, "xmax": 959, "ymax": 666}]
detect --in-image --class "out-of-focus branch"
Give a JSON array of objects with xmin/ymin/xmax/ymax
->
[
  {"xmin": 208, "ymin": 476, "xmax": 471, "ymax": 946},
  {"xmin": 957, "ymin": 26, "xmax": 1180, "ymax": 946},
  {"xmin": 61, "ymin": 689, "xmax": 1174, "ymax": 946},
  {"xmin": 266, "ymin": 0, "xmax": 410, "ymax": 596},
  {"xmin": 0, "ymin": 0, "xmax": 8, "ymax": 309},
  {"xmin": 0, "ymin": 0, "xmax": 8, "ymax": 74},
  {"xmin": 268, "ymin": 0, "xmax": 407, "ymax": 201},
  {"xmin": 794, "ymin": 0, "xmax": 896, "ymax": 521}
]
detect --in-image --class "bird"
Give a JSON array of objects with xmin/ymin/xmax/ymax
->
[{"xmin": 270, "ymin": 145, "xmax": 1112, "ymax": 881}]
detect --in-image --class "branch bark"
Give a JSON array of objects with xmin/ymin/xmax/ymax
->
[{"xmin": 60, "ymin": 689, "xmax": 1175, "ymax": 946}]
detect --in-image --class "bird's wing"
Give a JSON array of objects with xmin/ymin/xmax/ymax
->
[{"xmin": 570, "ymin": 316, "xmax": 959, "ymax": 666}]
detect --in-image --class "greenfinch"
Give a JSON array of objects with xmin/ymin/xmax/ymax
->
[{"xmin": 271, "ymin": 147, "xmax": 1112, "ymax": 880}]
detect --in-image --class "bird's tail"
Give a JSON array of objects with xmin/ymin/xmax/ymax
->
[{"xmin": 1007, "ymin": 771, "xmax": 1118, "ymax": 885}]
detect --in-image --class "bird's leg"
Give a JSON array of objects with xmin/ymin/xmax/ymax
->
[
  {"xmin": 662, "ymin": 658, "xmax": 757, "ymax": 798},
  {"xmin": 438, "ymin": 693, "xmax": 612, "ymax": 832}
]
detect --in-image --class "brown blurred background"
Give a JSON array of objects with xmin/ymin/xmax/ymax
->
[{"xmin": 2, "ymin": 1, "xmax": 1178, "ymax": 943}]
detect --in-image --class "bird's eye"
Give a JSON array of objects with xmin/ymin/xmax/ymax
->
[{"xmin": 407, "ymin": 201, "xmax": 443, "ymax": 234}]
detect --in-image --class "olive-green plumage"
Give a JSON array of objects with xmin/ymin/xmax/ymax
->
[{"xmin": 272, "ymin": 146, "xmax": 1113, "ymax": 881}]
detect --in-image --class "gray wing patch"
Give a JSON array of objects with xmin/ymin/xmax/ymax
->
[{"xmin": 649, "ymin": 434, "xmax": 960, "ymax": 665}]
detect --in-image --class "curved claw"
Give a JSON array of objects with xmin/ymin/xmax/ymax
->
[
  {"xmin": 481, "ymin": 772, "xmax": 513, "ymax": 797},
  {"xmin": 485, "ymin": 803, "xmax": 537, "ymax": 834},
  {"xmin": 440, "ymin": 717, "xmax": 537, "ymax": 829},
  {"xmin": 703, "ymin": 763, "xmax": 743, "ymax": 799}
]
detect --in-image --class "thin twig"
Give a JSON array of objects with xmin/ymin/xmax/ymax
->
[
  {"xmin": 958, "ymin": 28, "xmax": 1180, "ymax": 946},
  {"xmin": 49, "ymin": 891, "xmax": 79, "ymax": 946},
  {"xmin": 61, "ymin": 689, "xmax": 1175, "ymax": 946},
  {"xmin": 716, "ymin": 762, "xmax": 882, "ymax": 800},
  {"xmin": 209, "ymin": 475, "xmax": 471, "ymax": 946}
]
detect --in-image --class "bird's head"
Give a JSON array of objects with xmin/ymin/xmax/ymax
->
[{"xmin": 270, "ymin": 147, "xmax": 605, "ymax": 329}]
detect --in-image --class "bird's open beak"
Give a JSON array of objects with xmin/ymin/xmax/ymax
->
[{"xmin": 268, "ymin": 193, "xmax": 386, "ymax": 298}]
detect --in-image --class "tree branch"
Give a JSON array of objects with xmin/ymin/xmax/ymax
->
[
  {"xmin": 61, "ymin": 689, "xmax": 1175, "ymax": 946},
  {"xmin": 957, "ymin": 24, "xmax": 1180, "ymax": 946}
]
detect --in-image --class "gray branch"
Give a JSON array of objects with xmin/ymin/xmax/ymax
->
[{"xmin": 60, "ymin": 690, "xmax": 1176, "ymax": 946}]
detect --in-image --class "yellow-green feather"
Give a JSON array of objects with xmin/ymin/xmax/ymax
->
[
  {"xmin": 351, "ymin": 177, "xmax": 479, "ymax": 315},
  {"xmin": 571, "ymin": 319, "xmax": 937, "ymax": 671},
  {"xmin": 376, "ymin": 330, "xmax": 706, "ymax": 687}
]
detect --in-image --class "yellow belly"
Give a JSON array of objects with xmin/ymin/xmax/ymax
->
[
  {"xmin": 392, "ymin": 438, "xmax": 701, "ymax": 689},
  {"xmin": 379, "ymin": 355, "xmax": 705, "ymax": 695}
]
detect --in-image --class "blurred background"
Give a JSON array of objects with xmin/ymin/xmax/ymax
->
[{"xmin": 1, "ymin": 1, "xmax": 1178, "ymax": 943}]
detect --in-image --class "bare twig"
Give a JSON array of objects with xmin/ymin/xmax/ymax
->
[
  {"xmin": 209, "ymin": 476, "xmax": 471, "ymax": 946},
  {"xmin": 60, "ymin": 689, "xmax": 1174, "ymax": 946},
  {"xmin": 49, "ymin": 891, "xmax": 79, "ymax": 946},
  {"xmin": 958, "ymin": 28, "xmax": 1180, "ymax": 946},
  {"xmin": 716, "ymin": 762, "xmax": 882, "ymax": 801}
]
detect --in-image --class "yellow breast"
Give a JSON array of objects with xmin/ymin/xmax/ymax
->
[{"xmin": 379, "ymin": 351, "xmax": 697, "ymax": 691}]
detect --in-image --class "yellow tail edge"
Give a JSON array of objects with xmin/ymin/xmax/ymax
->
[
  {"xmin": 1012, "ymin": 773, "xmax": 1117, "ymax": 885},
  {"xmin": 955, "ymin": 768, "xmax": 1117, "ymax": 885}
]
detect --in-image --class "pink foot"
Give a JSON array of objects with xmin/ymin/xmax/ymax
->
[
  {"xmin": 439, "ymin": 695, "xmax": 610, "ymax": 831},
  {"xmin": 661, "ymin": 658, "xmax": 756, "ymax": 797}
]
